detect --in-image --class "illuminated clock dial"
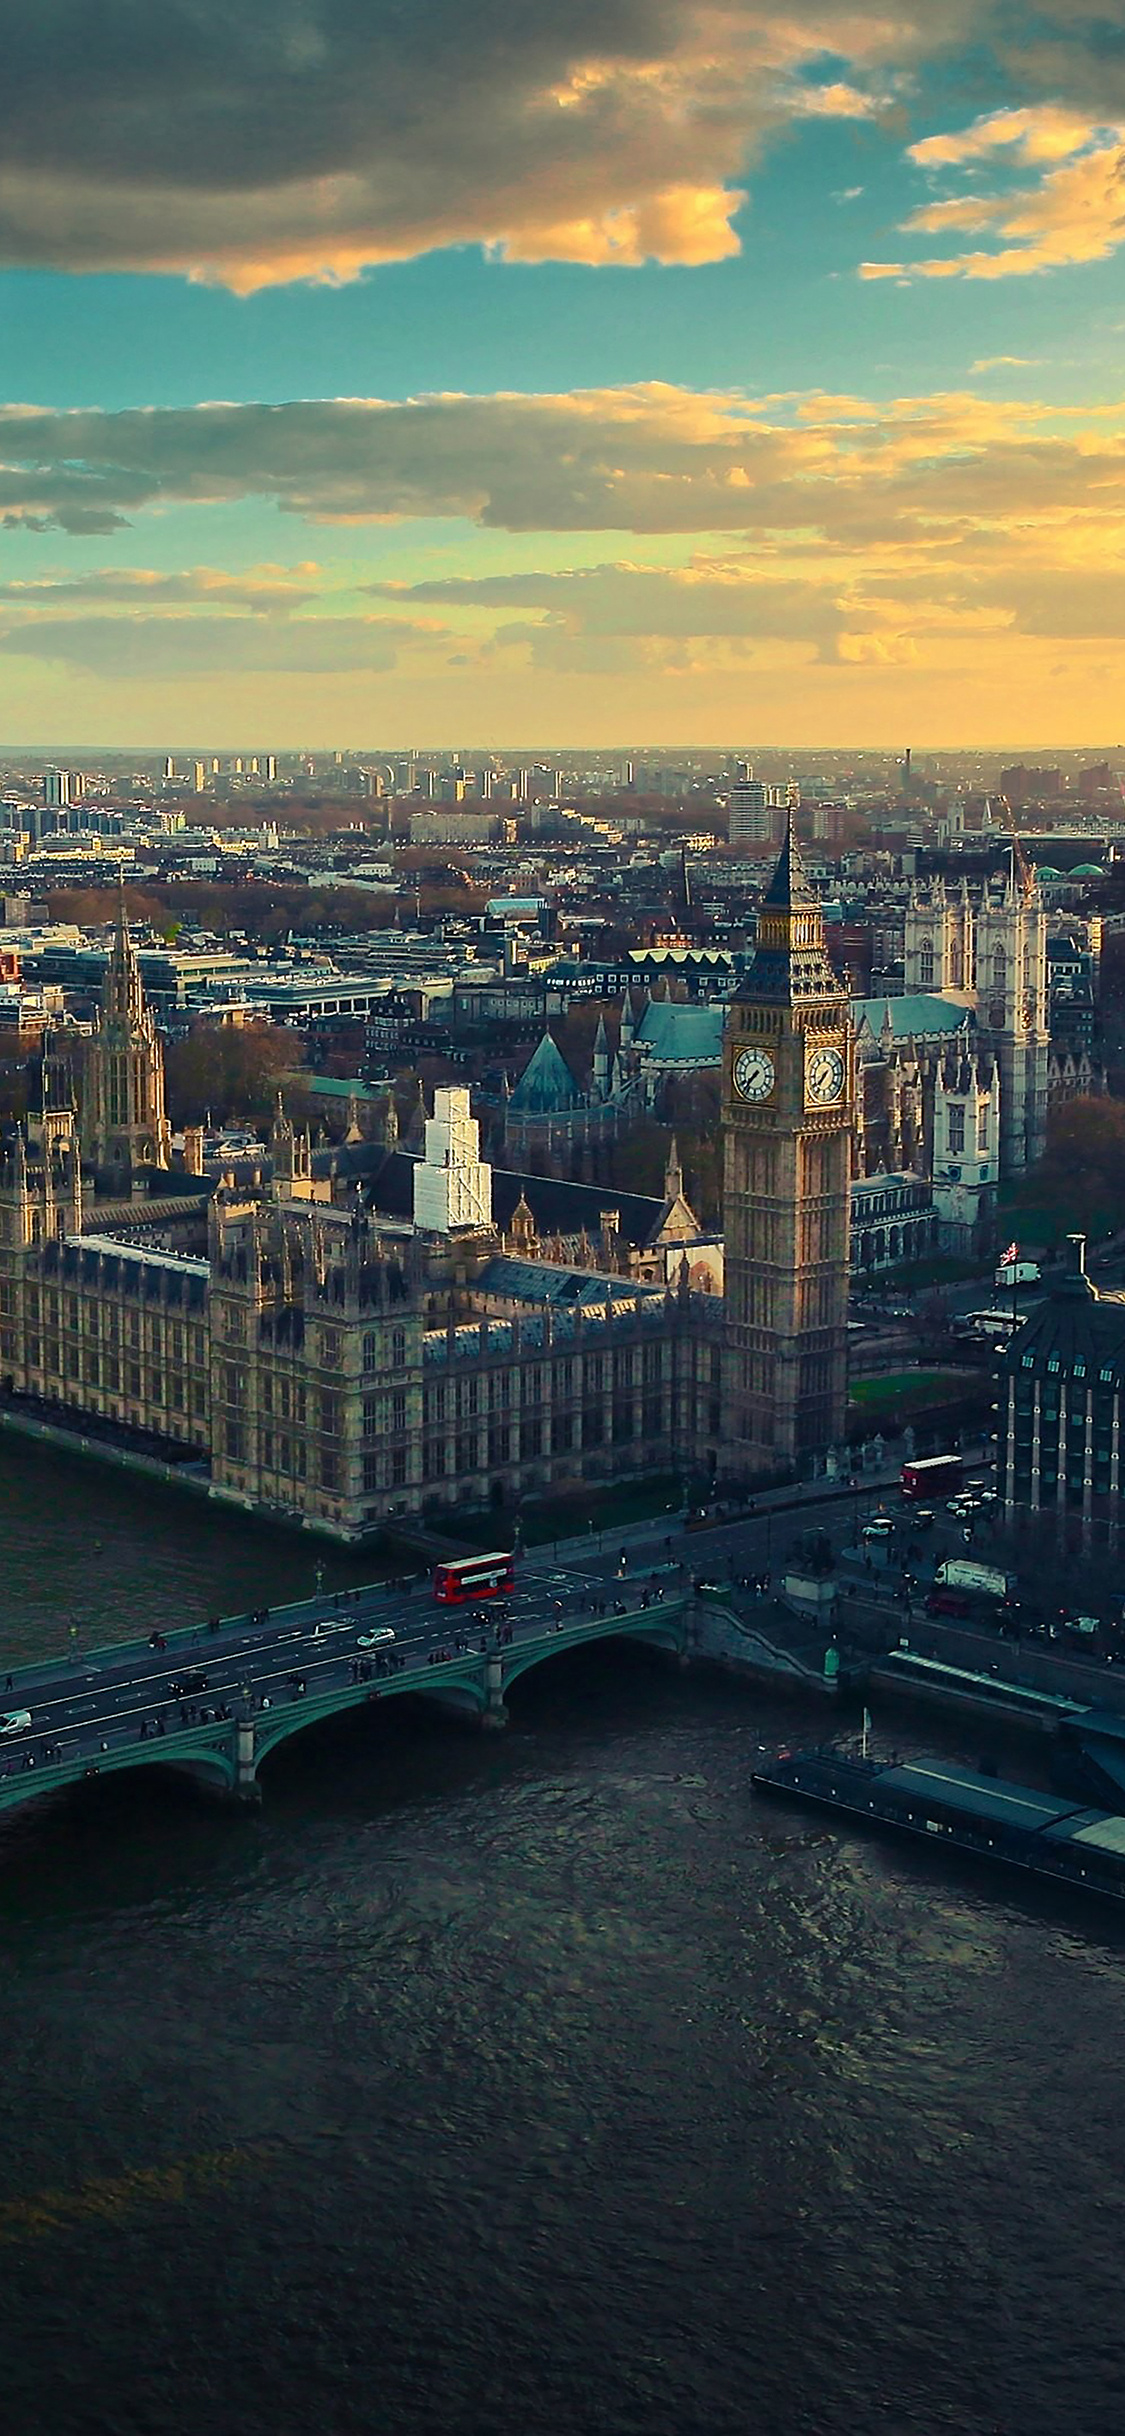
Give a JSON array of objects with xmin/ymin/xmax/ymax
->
[
  {"xmin": 732, "ymin": 1045, "xmax": 775, "ymax": 1102},
  {"xmin": 806, "ymin": 1043, "xmax": 846, "ymax": 1105}
]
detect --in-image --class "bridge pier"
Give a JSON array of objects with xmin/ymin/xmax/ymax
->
[
  {"xmin": 481, "ymin": 1653, "xmax": 508, "ymax": 1732},
  {"xmin": 233, "ymin": 1717, "xmax": 263, "ymax": 1806}
]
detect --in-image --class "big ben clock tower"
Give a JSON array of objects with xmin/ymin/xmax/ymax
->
[{"xmin": 723, "ymin": 815, "xmax": 853, "ymax": 1478}]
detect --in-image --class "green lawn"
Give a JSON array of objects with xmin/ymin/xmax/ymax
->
[{"xmin": 850, "ymin": 1369, "xmax": 976, "ymax": 1418}]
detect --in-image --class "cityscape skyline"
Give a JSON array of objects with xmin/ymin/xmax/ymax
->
[{"xmin": 0, "ymin": 5, "xmax": 1123, "ymax": 746}]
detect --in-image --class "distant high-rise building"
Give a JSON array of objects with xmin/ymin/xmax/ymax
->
[
  {"xmin": 191, "ymin": 761, "xmax": 208, "ymax": 794},
  {"xmin": 1000, "ymin": 764, "xmax": 1064, "ymax": 808},
  {"xmin": 164, "ymin": 756, "xmax": 176, "ymax": 782},
  {"xmin": 1077, "ymin": 762, "xmax": 1120, "ymax": 803},
  {"xmin": 42, "ymin": 771, "xmax": 71, "ymax": 809},
  {"xmin": 263, "ymin": 755, "xmax": 277, "ymax": 784},
  {"xmin": 730, "ymin": 780, "xmax": 785, "ymax": 847}
]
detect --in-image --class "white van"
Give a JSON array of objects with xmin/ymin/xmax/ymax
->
[{"xmin": 0, "ymin": 1710, "xmax": 32, "ymax": 1735}]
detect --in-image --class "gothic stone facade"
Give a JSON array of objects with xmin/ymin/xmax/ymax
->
[{"xmin": 0, "ymin": 1125, "xmax": 720, "ymax": 1539}]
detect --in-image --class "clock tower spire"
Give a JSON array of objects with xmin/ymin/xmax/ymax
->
[{"xmin": 722, "ymin": 813, "xmax": 853, "ymax": 1478}]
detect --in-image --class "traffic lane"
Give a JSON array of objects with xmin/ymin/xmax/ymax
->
[
  {"xmin": 1, "ymin": 1589, "xmax": 411, "ymax": 1698},
  {"xmin": 5, "ymin": 1618, "xmax": 376, "ymax": 1725},
  {"xmin": 3, "ymin": 1583, "xmax": 641, "ymax": 1749},
  {"xmin": 3, "ymin": 1566, "xmax": 593, "ymax": 1703}
]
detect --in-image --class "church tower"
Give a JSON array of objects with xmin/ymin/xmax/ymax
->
[
  {"xmin": 974, "ymin": 842, "xmax": 1049, "ymax": 1174},
  {"xmin": 722, "ymin": 817, "xmax": 853, "ymax": 1476},
  {"xmin": 84, "ymin": 894, "xmax": 172, "ymax": 1187}
]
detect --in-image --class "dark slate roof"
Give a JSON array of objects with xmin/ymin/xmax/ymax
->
[
  {"xmin": 634, "ymin": 1000, "xmax": 725, "ymax": 1064},
  {"xmin": 475, "ymin": 1256, "xmax": 659, "ymax": 1306},
  {"xmin": 1000, "ymin": 1253, "xmax": 1125, "ymax": 1383},
  {"xmin": 852, "ymin": 994, "xmax": 971, "ymax": 1041},
  {"xmin": 508, "ymin": 1031, "xmax": 584, "ymax": 1114},
  {"xmin": 740, "ymin": 815, "xmax": 843, "ymax": 1006},
  {"xmin": 335, "ymin": 1144, "xmax": 674, "ymax": 1252},
  {"xmin": 761, "ymin": 812, "xmax": 815, "ymax": 909}
]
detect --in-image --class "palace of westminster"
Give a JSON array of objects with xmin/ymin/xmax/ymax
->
[{"xmin": 0, "ymin": 832, "xmax": 1053, "ymax": 1538}]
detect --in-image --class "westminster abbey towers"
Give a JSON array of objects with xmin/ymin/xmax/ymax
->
[{"xmin": 903, "ymin": 849, "xmax": 1049, "ymax": 1174}]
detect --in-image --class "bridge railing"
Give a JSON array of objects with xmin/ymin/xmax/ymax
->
[{"xmin": 0, "ymin": 1574, "xmax": 421, "ymax": 1692}]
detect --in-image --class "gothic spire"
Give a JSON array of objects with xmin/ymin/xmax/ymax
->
[
  {"xmin": 741, "ymin": 810, "xmax": 841, "ymax": 1005},
  {"xmin": 104, "ymin": 881, "xmax": 144, "ymax": 1029}
]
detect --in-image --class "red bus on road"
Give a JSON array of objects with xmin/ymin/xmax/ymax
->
[
  {"xmin": 901, "ymin": 1453, "xmax": 963, "ymax": 1500},
  {"xmin": 433, "ymin": 1551, "xmax": 515, "ymax": 1604}
]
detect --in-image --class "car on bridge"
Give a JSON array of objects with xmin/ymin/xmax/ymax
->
[
  {"xmin": 357, "ymin": 1628, "xmax": 396, "ymax": 1650},
  {"xmin": 1, "ymin": 1710, "xmax": 32, "ymax": 1735}
]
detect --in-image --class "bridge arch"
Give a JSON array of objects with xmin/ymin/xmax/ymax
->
[
  {"xmin": 498, "ymin": 1610, "xmax": 687, "ymax": 1694},
  {"xmin": 248, "ymin": 1667, "xmax": 488, "ymax": 1775}
]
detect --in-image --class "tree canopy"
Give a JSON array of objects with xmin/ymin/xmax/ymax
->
[{"xmin": 164, "ymin": 1022, "xmax": 302, "ymax": 1126}]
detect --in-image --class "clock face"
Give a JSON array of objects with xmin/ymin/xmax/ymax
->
[
  {"xmin": 732, "ymin": 1045, "xmax": 775, "ymax": 1103},
  {"xmin": 806, "ymin": 1043, "xmax": 846, "ymax": 1106}
]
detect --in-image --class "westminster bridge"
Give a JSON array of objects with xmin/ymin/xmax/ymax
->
[{"xmin": 0, "ymin": 1565, "xmax": 692, "ymax": 1815}]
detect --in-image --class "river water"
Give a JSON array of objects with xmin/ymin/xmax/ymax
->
[{"xmin": 1, "ymin": 1435, "xmax": 1124, "ymax": 2436}]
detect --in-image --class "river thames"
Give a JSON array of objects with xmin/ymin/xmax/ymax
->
[{"xmin": 1, "ymin": 1434, "xmax": 1124, "ymax": 2436}]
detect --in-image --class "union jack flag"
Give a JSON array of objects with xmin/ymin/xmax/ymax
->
[{"xmin": 999, "ymin": 1241, "xmax": 1019, "ymax": 1266}]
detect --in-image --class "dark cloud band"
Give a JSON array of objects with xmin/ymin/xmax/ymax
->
[{"xmin": 0, "ymin": 2, "xmax": 1103, "ymax": 285}]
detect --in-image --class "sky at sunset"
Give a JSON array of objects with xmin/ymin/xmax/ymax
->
[{"xmin": 2, "ymin": 2, "xmax": 1125, "ymax": 748}]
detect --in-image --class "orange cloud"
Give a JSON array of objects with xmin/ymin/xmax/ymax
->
[{"xmin": 863, "ymin": 104, "xmax": 1125, "ymax": 281}]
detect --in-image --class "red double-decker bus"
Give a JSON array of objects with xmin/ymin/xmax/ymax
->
[
  {"xmin": 432, "ymin": 1550, "xmax": 515, "ymax": 1605},
  {"xmin": 901, "ymin": 1453, "xmax": 963, "ymax": 1500}
]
